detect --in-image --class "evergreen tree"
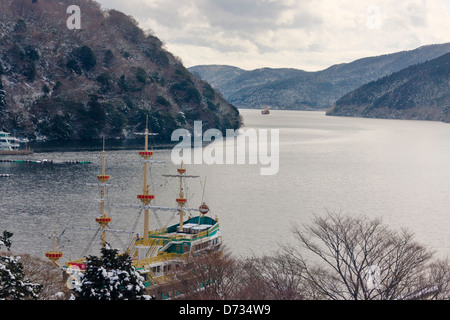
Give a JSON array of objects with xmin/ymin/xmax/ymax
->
[
  {"xmin": 0, "ymin": 231, "xmax": 13, "ymax": 250},
  {"xmin": 0, "ymin": 231, "xmax": 42, "ymax": 300},
  {"xmin": 71, "ymin": 244, "xmax": 153, "ymax": 300}
]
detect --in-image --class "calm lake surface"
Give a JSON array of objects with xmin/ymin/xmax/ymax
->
[{"xmin": 2, "ymin": 109, "xmax": 450, "ymax": 261}]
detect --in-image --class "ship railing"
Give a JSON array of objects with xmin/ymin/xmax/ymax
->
[
  {"xmin": 65, "ymin": 257, "xmax": 87, "ymax": 268},
  {"xmin": 134, "ymin": 238, "xmax": 165, "ymax": 246},
  {"xmin": 132, "ymin": 222, "xmax": 219, "ymax": 249},
  {"xmin": 133, "ymin": 252, "xmax": 186, "ymax": 269}
]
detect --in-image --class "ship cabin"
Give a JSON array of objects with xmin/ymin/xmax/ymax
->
[
  {"xmin": 0, "ymin": 131, "xmax": 20, "ymax": 151},
  {"xmin": 132, "ymin": 215, "xmax": 221, "ymax": 288}
]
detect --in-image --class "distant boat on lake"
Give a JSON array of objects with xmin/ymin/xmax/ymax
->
[{"xmin": 261, "ymin": 107, "xmax": 270, "ymax": 115}]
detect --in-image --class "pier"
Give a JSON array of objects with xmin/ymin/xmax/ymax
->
[
  {"xmin": 0, "ymin": 159, "xmax": 91, "ymax": 164},
  {"xmin": 0, "ymin": 150, "xmax": 33, "ymax": 156}
]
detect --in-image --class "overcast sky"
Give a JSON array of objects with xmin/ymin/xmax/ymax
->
[{"xmin": 95, "ymin": 0, "xmax": 450, "ymax": 71}]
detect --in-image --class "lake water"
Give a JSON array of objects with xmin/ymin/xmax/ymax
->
[{"xmin": 2, "ymin": 109, "xmax": 450, "ymax": 261}]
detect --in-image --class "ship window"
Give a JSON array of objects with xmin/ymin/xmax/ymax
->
[{"xmin": 151, "ymin": 266, "xmax": 161, "ymax": 274}]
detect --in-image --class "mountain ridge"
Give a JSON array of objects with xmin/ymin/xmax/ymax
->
[
  {"xmin": 189, "ymin": 43, "xmax": 450, "ymax": 110},
  {"xmin": 326, "ymin": 52, "xmax": 450, "ymax": 122}
]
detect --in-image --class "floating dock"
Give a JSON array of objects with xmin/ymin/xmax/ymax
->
[
  {"xmin": 0, "ymin": 150, "xmax": 34, "ymax": 156},
  {"xmin": 0, "ymin": 159, "xmax": 91, "ymax": 164}
]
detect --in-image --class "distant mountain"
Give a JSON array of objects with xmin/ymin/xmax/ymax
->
[
  {"xmin": 326, "ymin": 52, "xmax": 450, "ymax": 122},
  {"xmin": 0, "ymin": 0, "xmax": 241, "ymax": 141},
  {"xmin": 189, "ymin": 43, "xmax": 450, "ymax": 110}
]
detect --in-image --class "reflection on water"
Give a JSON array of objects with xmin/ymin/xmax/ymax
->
[{"xmin": 2, "ymin": 109, "xmax": 450, "ymax": 262}]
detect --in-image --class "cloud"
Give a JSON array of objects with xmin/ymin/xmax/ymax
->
[
  {"xmin": 196, "ymin": 0, "xmax": 316, "ymax": 31},
  {"xmin": 96, "ymin": 0, "xmax": 450, "ymax": 70}
]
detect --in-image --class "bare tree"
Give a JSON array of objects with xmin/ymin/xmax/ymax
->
[
  {"xmin": 1, "ymin": 251, "xmax": 70, "ymax": 300},
  {"xmin": 139, "ymin": 213, "xmax": 450, "ymax": 300},
  {"xmin": 425, "ymin": 258, "xmax": 450, "ymax": 300},
  {"xmin": 236, "ymin": 252, "xmax": 305, "ymax": 300},
  {"xmin": 152, "ymin": 247, "xmax": 240, "ymax": 300},
  {"xmin": 19, "ymin": 253, "xmax": 71, "ymax": 300},
  {"xmin": 284, "ymin": 211, "xmax": 446, "ymax": 300},
  {"xmin": 180, "ymin": 248, "xmax": 238, "ymax": 300}
]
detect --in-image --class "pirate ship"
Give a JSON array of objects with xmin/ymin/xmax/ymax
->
[{"xmin": 45, "ymin": 122, "xmax": 222, "ymax": 297}]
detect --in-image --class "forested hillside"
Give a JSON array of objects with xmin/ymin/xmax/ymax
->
[
  {"xmin": 0, "ymin": 0, "xmax": 241, "ymax": 141},
  {"xmin": 327, "ymin": 52, "xmax": 450, "ymax": 122}
]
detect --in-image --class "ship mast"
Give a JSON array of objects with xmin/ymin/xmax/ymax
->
[
  {"xmin": 163, "ymin": 163, "xmax": 208, "ymax": 231},
  {"xmin": 176, "ymin": 162, "xmax": 187, "ymax": 232},
  {"xmin": 198, "ymin": 177, "xmax": 210, "ymax": 224},
  {"xmin": 137, "ymin": 117, "xmax": 156, "ymax": 245},
  {"xmin": 45, "ymin": 214, "xmax": 63, "ymax": 267},
  {"xmin": 95, "ymin": 137, "xmax": 112, "ymax": 248}
]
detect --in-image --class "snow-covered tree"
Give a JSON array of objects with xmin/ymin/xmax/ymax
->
[
  {"xmin": 71, "ymin": 244, "xmax": 153, "ymax": 300},
  {"xmin": 0, "ymin": 231, "xmax": 42, "ymax": 300}
]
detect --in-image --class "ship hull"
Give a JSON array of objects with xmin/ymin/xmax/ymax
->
[{"xmin": 64, "ymin": 216, "xmax": 222, "ymax": 299}]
